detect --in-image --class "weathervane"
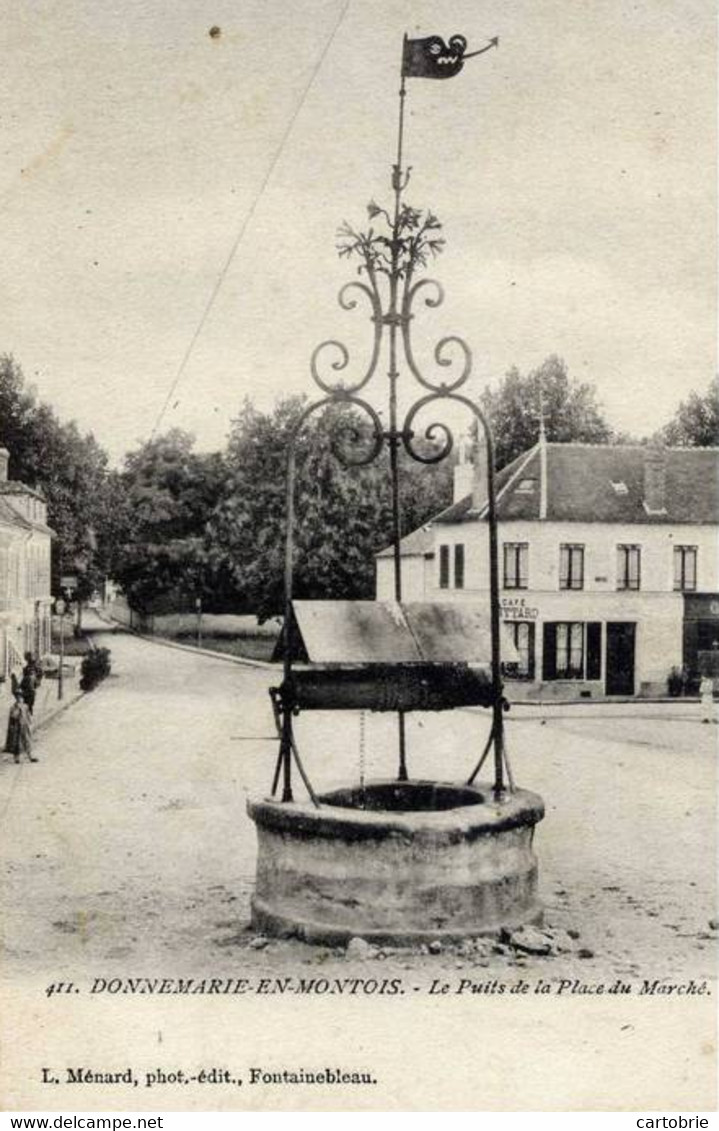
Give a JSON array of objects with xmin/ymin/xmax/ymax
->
[{"xmin": 275, "ymin": 31, "xmax": 510, "ymax": 802}]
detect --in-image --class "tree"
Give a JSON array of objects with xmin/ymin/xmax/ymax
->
[
  {"xmin": 0, "ymin": 354, "xmax": 114, "ymax": 604},
  {"xmin": 660, "ymin": 378, "xmax": 719, "ymax": 448},
  {"xmin": 112, "ymin": 430, "xmax": 227, "ymax": 613},
  {"xmin": 206, "ymin": 397, "xmax": 452, "ymax": 621},
  {"xmin": 480, "ymin": 355, "xmax": 614, "ymax": 470}
]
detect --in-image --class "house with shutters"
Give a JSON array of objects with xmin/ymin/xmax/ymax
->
[
  {"xmin": 0, "ymin": 446, "xmax": 54, "ymax": 687},
  {"xmin": 375, "ymin": 435, "xmax": 719, "ymax": 699}
]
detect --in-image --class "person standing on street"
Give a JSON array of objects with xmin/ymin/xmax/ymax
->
[
  {"xmin": 20, "ymin": 653, "xmax": 40, "ymax": 716},
  {"xmin": 5, "ymin": 693, "xmax": 37, "ymax": 763}
]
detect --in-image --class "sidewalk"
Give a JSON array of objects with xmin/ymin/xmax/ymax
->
[
  {"xmin": 32, "ymin": 667, "xmax": 84, "ymax": 732},
  {"xmin": 0, "ymin": 666, "xmax": 84, "ymax": 759}
]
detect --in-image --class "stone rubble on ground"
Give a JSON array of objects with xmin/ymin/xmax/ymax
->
[
  {"xmin": 508, "ymin": 925, "xmax": 553, "ymax": 956},
  {"xmin": 346, "ymin": 936, "xmax": 375, "ymax": 961}
]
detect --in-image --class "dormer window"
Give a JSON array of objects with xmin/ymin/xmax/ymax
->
[
  {"xmin": 515, "ymin": 478, "xmax": 536, "ymax": 494},
  {"xmin": 611, "ymin": 481, "xmax": 628, "ymax": 495}
]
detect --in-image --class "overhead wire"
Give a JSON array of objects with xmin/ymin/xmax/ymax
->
[{"xmin": 149, "ymin": 0, "xmax": 353, "ymax": 438}]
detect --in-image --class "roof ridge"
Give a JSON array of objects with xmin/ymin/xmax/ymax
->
[
  {"xmin": 474, "ymin": 443, "xmax": 540, "ymax": 520},
  {"xmin": 545, "ymin": 441, "xmax": 719, "ymax": 452}
]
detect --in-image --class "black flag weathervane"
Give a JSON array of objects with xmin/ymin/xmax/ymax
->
[
  {"xmin": 402, "ymin": 33, "xmax": 499, "ymax": 80},
  {"xmin": 392, "ymin": 31, "xmax": 499, "ymax": 198}
]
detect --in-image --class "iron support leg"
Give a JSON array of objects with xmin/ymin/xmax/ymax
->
[
  {"xmin": 397, "ymin": 711, "xmax": 408, "ymax": 781},
  {"xmin": 281, "ymin": 709, "xmax": 294, "ymax": 803}
]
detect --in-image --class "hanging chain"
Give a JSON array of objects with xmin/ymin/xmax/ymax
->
[{"xmin": 358, "ymin": 710, "xmax": 367, "ymax": 792}]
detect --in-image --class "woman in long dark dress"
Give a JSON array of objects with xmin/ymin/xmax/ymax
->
[
  {"xmin": 5, "ymin": 693, "xmax": 36, "ymax": 762},
  {"xmin": 20, "ymin": 655, "xmax": 39, "ymax": 716}
]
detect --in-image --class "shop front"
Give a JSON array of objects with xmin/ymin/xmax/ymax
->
[
  {"xmin": 683, "ymin": 594, "xmax": 719, "ymax": 690},
  {"xmin": 501, "ymin": 592, "xmax": 683, "ymax": 701}
]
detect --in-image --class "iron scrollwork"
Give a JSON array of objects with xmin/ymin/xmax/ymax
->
[{"xmin": 278, "ymin": 198, "xmax": 509, "ymax": 806}]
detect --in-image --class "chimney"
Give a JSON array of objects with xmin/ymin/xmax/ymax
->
[
  {"xmin": 453, "ymin": 435, "xmax": 473, "ymax": 502},
  {"xmin": 453, "ymin": 437, "xmax": 488, "ymax": 508},
  {"xmin": 0, "ymin": 448, "xmax": 9, "ymax": 482},
  {"xmin": 453, "ymin": 461, "xmax": 473, "ymax": 503},
  {"xmin": 471, "ymin": 437, "xmax": 488, "ymax": 511},
  {"xmin": 643, "ymin": 444, "xmax": 667, "ymax": 514}
]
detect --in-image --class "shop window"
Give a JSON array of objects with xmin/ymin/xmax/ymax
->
[
  {"xmin": 543, "ymin": 622, "xmax": 602, "ymax": 680},
  {"xmin": 617, "ymin": 545, "xmax": 641, "ymax": 590},
  {"xmin": 673, "ymin": 546, "xmax": 697, "ymax": 592},
  {"xmin": 439, "ymin": 545, "xmax": 450, "ymax": 589},
  {"xmin": 503, "ymin": 543, "xmax": 528, "ymax": 590},
  {"xmin": 559, "ymin": 544, "xmax": 584, "ymax": 590},
  {"xmin": 504, "ymin": 621, "xmax": 535, "ymax": 679}
]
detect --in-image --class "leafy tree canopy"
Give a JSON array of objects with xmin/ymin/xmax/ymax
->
[
  {"xmin": 205, "ymin": 397, "xmax": 452, "ymax": 621},
  {"xmin": 111, "ymin": 429, "xmax": 227, "ymax": 613},
  {"xmin": 480, "ymin": 355, "xmax": 614, "ymax": 470},
  {"xmin": 659, "ymin": 378, "xmax": 718, "ymax": 448},
  {"xmin": 0, "ymin": 354, "xmax": 113, "ymax": 601}
]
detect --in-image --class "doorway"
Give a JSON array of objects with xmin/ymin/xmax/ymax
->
[{"xmin": 605, "ymin": 622, "xmax": 636, "ymax": 696}]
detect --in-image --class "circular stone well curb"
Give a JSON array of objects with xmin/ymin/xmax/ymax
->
[{"xmin": 247, "ymin": 779, "xmax": 544, "ymax": 946}]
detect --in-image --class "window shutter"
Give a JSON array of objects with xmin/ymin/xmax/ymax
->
[
  {"xmin": 527, "ymin": 622, "xmax": 536, "ymax": 680},
  {"xmin": 586, "ymin": 622, "xmax": 602, "ymax": 680},
  {"xmin": 687, "ymin": 548, "xmax": 697, "ymax": 590},
  {"xmin": 519, "ymin": 544, "xmax": 528, "ymax": 588},
  {"xmin": 673, "ymin": 547, "xmax": 682, "ymax": 590},
  {"xmin": 503, "ymin": 543, "xmax": 514, "ymax": 588},
  {"xmin": 454, "ymin": 544, "xmax": 465, "ymax": 590},
  {"xmin": 559, "ymin": 545, "xmax": 569, "ymax": 588},
  {"xmin": 439, "ymin": 545, "xmax": 449, "ymax": 589},
  {"xmin": 542, "ymin": 623, "xmax": 557, "ymax": 680}
]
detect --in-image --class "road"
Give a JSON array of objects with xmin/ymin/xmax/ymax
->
[{"xmin": 0, "ymin": 617, "xmax": 716, "ymax": 982}]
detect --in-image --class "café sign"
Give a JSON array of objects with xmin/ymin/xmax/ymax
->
[{"xmin": 500, "ymin": 596, "xmax": 539, "ymax": 621}]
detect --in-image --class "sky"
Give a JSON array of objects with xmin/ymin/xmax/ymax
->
[{"xmin": 1, "ymin": 0, "xmax": 715, "ymax": 464}]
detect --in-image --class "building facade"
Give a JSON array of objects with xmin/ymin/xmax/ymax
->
[
  {"xmin": 0, "ymin": 447, "xmax": 54, "ymax": 687},
  {"xmin": 376, "ymin": 439, "xmax": 719, "ymax": 699}
]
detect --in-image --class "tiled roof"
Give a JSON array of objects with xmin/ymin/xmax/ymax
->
[
  {"xmin": 434, "ymin": 443, "xmax": 719, "ymax": 526},
  {"xmin": 0, "ymin": 480, "xmax": 46, "ymax": 501},
  {"xmin": 432, "ymin": 446, "xmax": 540, "ymax": 524},
  {"xmin": 547, "ymin": 444, "xmax": 718, "ymax": 524},
  {"xmin": 377, "ymin": 525, "xmax": 434, "ymax": 559},
  {"xmin": 0, "ymin": 497, "xmax": 32, "ymax": 530}
]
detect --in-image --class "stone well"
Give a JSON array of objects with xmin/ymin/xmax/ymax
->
[{"xmin": 247, "ymin": 780, "xmax": 544, "ymax": 945}]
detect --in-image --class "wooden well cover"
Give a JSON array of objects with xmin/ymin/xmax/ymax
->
[{"xmin": 289, "ymin": 601, "xmax": 518, "ymax": 665}]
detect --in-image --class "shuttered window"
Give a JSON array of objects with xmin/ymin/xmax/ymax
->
[
  {"xmin": 559, "ymin": 544, "xmax": 584, "ymax": 590},
  {"xmin": 617, "ymin": 545, "xmax": 641, "ymax": 590},
  {"xmin": 543, "ymin": 621, "xmax": 602, "ymax": 680},
  {"xmin": 673, "ymin": 546, "xmax": 697, "ymax": 592},
  {"xmin": 503, "ymin": 543, "xmax": 528, "ymax": 589}
]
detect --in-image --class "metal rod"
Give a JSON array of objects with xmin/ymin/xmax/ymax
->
[
  {"xmin": 484, "ymin": 431, "xmax": 506, "ymax": 799},
  {"xmin": 269, "ymin": 691, "xmax": 284, "ymax": 797},
  {"xmin": 58, "ymin": 611, "xmax": 64, "ymax": 701},
  {"xmin": 271, "ymin": 746, "xmax": 283, "ymax": 797},
  {"xmin": 289, "ymin": 734, "xmax": 320, "ymax": 808},
  {"xmin": 281, "ymin": 707, "xmax": 293, "ymax": 803},
  {"xmin": 502, "ymin": 737, "xmax": 516, "ymax": 793},
  {"xmin": 397, "ymin": 711, "xmax": 408, "ymax": 781},
  {"xmin": 279, "ymin": 447, "xmax": 298, "ymax": 802},
  {"xmin": 390, "ymin": 42, "xmax": 409, "ymax": 784},
  {"xmin": 466, "ymin": 722, "xmax": 495, "ymax": 786}
]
